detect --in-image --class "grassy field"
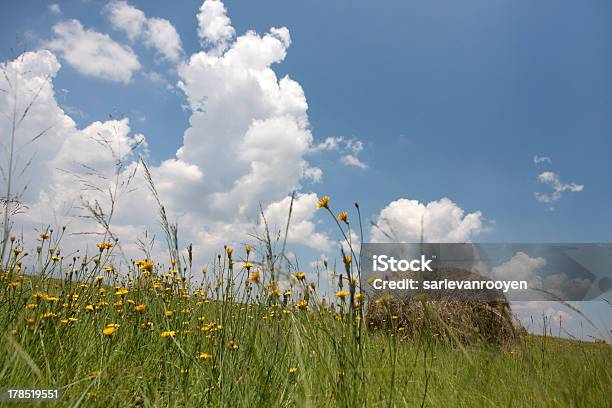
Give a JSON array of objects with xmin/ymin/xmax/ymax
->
[{"xmin": 1, "ymin": 255, "xmax": 610, "ymax": 407}]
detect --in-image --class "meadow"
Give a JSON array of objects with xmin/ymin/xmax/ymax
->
[{"xmin": 0, "ymin": 199, "xmax": 610, "ymax": 407}]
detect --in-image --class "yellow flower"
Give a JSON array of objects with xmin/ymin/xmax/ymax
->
[
  {"xmin": 245, "ymin": 245, "xmax": 252, "ymax": 255},
  {"xmin": 88, "ymin": 370, "xmax": 101, "ymax": 378},
  {"xmin": 228, "ymin": 340, "xmax": 238, "ymax": 350},
  {"xmin": 343, "ymin": 256, "xmax": 352, "ymax": 265},
  {"xmin": 296, "ymin": 299, "xmax": 308, "ymax": 310},
  {"xmin": 248, "ymin": 271, "xmax": 260, "ymax": 283},
  {"xmin": 335, "ymin": 290, "xmax": 349, "ymax": 299},
  {"xmin": 338, "ymin": 211, "xmax": 348, "ymax": 223},
  {"xmin": 289, "ymin": 367, "xmax": 298, "ymax": 375},
  {"xmin": 198, "ymin": 353, "xmax": 212, "ymax": 360},
  {"xmin": 26, "ymin": 303, "xmax": 37, "ymax": 309},
  {"xmin": 161, "ymin": 331, "xmax": 177, "ymax": 338},
  {"xmin": 41, "ymin": 312, "xmax": 57, "ymax": 320},
  {"xmin": 226, "ymin": 247, "xmax": 233, "ymax": 256},
  {"xmin": 96, "ymin": 242, "xmax": 113, "ymax": 251},
  {"xmin": 85, "ymin": 304, "xmax": 95, "ymax": 312},
  {"xmin": 293, "ymin": 272, "xmax": 306, "ymax": 281},
  {"xmin": 39, "ymin": 232, "xmax": 49, "ymax": 240},
  {"xmin": 134, "ymin": 304, "xmax": 145, "ymax": 313},
  {"xmin": 164, "ymin": 310, "xmax": 174, "ymax": 318},
  {"xmin": 316, "ymin": 195, "xmax": 330, "ymax": 209},
  {"xmin": 115, "ymin": 288, "xmax": 128, "ymax": 296},
  {"xmin": 354, "ymin": 293, "xmax": 364, "ymax": 301},
  {"xmin": 103, "ymin": 324, "xmax": 119, "ymax": 337},
  {"xmin": 51, "ymin": 256, "xmax": 60, "ymax": 262},
  {"xmin": 243, "ymin": 262, "xmax": 253, "ymax": 271},
  {"xmin": 139, "ymin": 261, "xmax": 155, "ymax": 273},
  {"xmin": 13, "ymin": 247, "xmax": 23, "ymax": 256}
]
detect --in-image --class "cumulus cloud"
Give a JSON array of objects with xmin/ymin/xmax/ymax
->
[
  {"xmin": 534, "ymin": 171, "xmax": 583, "ymax": 204},
  {"xmin": 197, "ymin": 0, "xmax": 235, "ymax": 53},
  {"xmin": 371, "ymin": 198, "xmax": 484, "ymax": 243},
  {"xmin": 45, "ymin": 20, "xmax": 141, "ymax": 83},
  {"xmin": 106, "ymin": 1, "xmax": 183, "ymax": 62},
  {"xmin": 4, "ymin": 1, "xmax": 335, "ymax": 270},
  {"xmin": 491, "ymin": 252, "xmax": 546, "ymax": 281}
]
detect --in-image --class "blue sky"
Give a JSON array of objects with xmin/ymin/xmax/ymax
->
[
  {"xmin": 1, "ymin": 1, "xmax": 610, "ymax": 338},
  {"xmin": 2, "ymin": 0, "xmax": 610, "ymax": 244}
]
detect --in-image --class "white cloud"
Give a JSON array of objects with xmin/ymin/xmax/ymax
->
[
  {"xmin": 48, "ymin": 4, "xmax": 61, "ymax": 15},
  {"xmin": 311, "ymin": 136, "xmax": 368, "ymax": 169},
  {"xmin": 533, "ymin": 155, "xmax": 551, "ymax": 165},
  {"xmin": 4, "ymin": 1, "xmax": 335, "ymax": 269},
  {"xmin": 371, "ymin": 198, "xmax": 484, "ymax": 243},
  {"xmin": 535, "ymin": 171, "xmax": 583, "ymax": 204},
  {"xmin": 197, "ymin": 0, "xmax": 235, "ymax": 53},
  {"xmin": 106, "ymin": 1, "xmax": 183, "ymax": 62},
  {"xmin": 45, "ymin": 20, "xmax": 141, "ymax": 83},
  {"xmin": 491, "ymin": 252, "xmax": 546, "ymax": 281}
]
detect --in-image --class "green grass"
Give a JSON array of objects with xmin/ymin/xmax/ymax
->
[{"xmin": 0, "ymin": 272, "xmax": 610, "ymax": 407}]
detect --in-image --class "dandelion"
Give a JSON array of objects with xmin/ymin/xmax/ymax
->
[
  {"xmin": 39, "ymin": 232, "xmax": 49, "ymax": 240},
  {"xmin": 245, "ymin": 245, "xmax": 252, "ymax": 255},
  {"xmin": 41, "ymin": 312, "xmax": 57, "ymax": 320},
  {"xmin": 296, "ymin": 299, "xmax": 308, "ymax": 310},
  {"xmin": 135, "ymin": 304, "xmax": 145, "ymax": 313},
  {"xmin": 161, "ymin": 331, "xmax": 177, "ymax": 338},
  {"xmin": 88, "ymin": 370, "xmax": 101, "ymax": 378},
  {"xmin": 51, "ymin": 256, "xmax": 60, "ymax": 262},
  {"xmin": 198, "ymin": 353, "xmax": 212, "ymax": 361},
  {"xmin": 289, "ymin": 367, "xmax": 298, "ymax": 375},
  {"xmin": 85, "ymin": 304, "xmax": 95, "ymax": 312},
  {"xmin": 343, "ymin": 256, "xmax": 352, "ymax": 266},
  {"xmin": 338, "ymin": 211, "xmax": 348, "ymax": 223},
  {"xmin": 226, "ymin": 247, "xmax": 233, "ymax": 257},
  {"xmin": 115, "ymin": 288, "xmax": 128, "ymax": 297},
  {"xmin": 103, "ymin": 324, "xmax": 119, "ymax": 337},
  {"xmin": 96, "ymin": 242, "xmax": 113, "ymax": 251},
  {"xmin": 139, "ymin": 261, "xmax": 155, "ymax": 273},
  {"xmin": 335, "ymin": 290, "xmax": 349, "ymax": 299},
  {"xmin": 164, "ymin": 310, "xmax": 174, "ymax": 318},
  {"xmin": 294, "ymin": 272, "xmax": 306, "ymax": 281},
  {"xmin": 228, "ymin": 340, "xmax": 238, "ymax": 350},
  {"xmin": 243, "ymin": 262, "xmax": 253, "ymax": 271},
  {"xmin": 248, "ymin": 271, "xmax": 260, "ymax": 283},
  {"xmin": 13, "ymin": 247, "xmax": 23, "ymax": 256},
  {"xmin": 317, "ymin": 195, "xmax": 330, "ymax": 209}
]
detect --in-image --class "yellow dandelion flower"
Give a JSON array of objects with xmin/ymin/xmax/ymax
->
[
  {"xmin": 103, "ymin": 324, "xmax": 119, "ymax": 337},
  {"xmin": 226, "ymin": 246, "xmax": 233, "ymax": 256},
  {"xmin": 115, "ymin": 288, "xmax": 128, "ymax": 296},
  {"xmin": 228, "ymin": 340, "xmax": 238, "ymax": 350},
  {"xmin": 338, "ymin": 211, "xmax": 348, "ymax": 223},
  {"xmin": 243, "ymin": 262, "xmax": 253, "ymax": 271},
  {"xmin": 164, "ymin": 310, "xmax": 174, "ymax": 318},
  {"xmin": 289, "ymin": 367, "xmax": 298, "ymax": 375},
  {"xmin": 245, "ymin": 245, "xmax": 252, "ymax": 255},
  {"xmin": 335, "ymin": 290, "xmax": 349, "ymax": 299},
  {"xmin": 161, "ymin": 331, "xmax": 177, "ymax": 338},
  {"xmin": 85, "ymin": 304, "xmax": 95, "ymax": 312},
  {"xmin": 134, "ymin": 304, "xmax": 145, "ymax": 313},
  {"xmin": 296, "ymin": 299, "xmax": 308, "ymax": 310},
  {"xmin": 198, "ymin": 353, "xmax": 212, "ymax": 360},
  {"xmin": 294, "ymin": 272, "xmax": 306, "ymax": 281},
  {"xmin": 248, "ymin": 271, "xmax": 260, "ymax": 283},
  {"xmin": 317, "ymin": 195, "xmax": 330, "ymax": 209}
]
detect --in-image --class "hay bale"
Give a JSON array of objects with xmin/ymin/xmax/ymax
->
[{"xmin": 365, "ymin": 267, "xmax": 522, "ymax": 346}]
